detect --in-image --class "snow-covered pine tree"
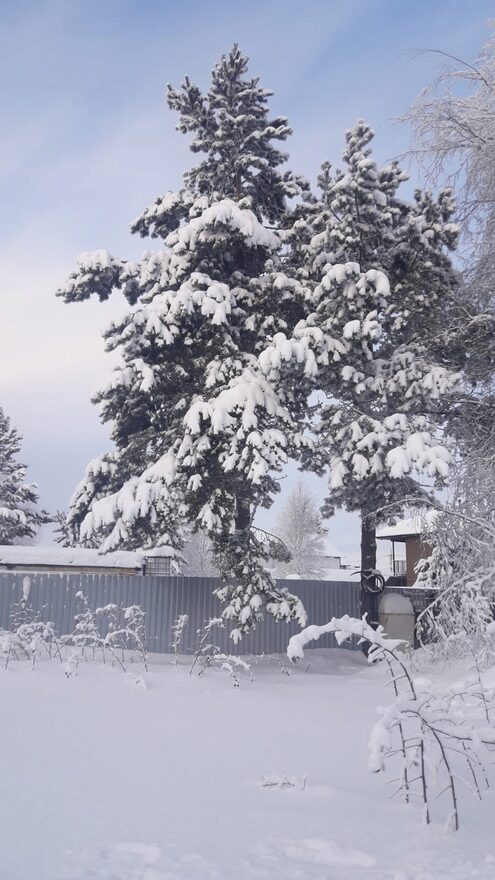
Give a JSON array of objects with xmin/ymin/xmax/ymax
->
[
  {"xmin": 273, "ymin": 480, "xmax": 327, "ymax": 579},
  {"xmin": 260, "ymin": 122, "xmax": 459, "ymax": 619},
  {"xmin": 53, "ymin": 510, "xmax": 72, "ymax": 546},
  {"xmin": 57, "ymin": 46, "xmax": 308, "ymax": 638},
  {"xmin": 0, "ymin": 408, "xmax": 49, "ymax": 544}
]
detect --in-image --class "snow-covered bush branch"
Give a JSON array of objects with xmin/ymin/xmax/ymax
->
[
  {"xmin": 63, "ymin": 593, "xmax": 149, "ymax": 673},
  {"xmin": 288, "ymin": 615, "xmax": 495, "ymax": 830},
  {"xmin": 171, "ymin": 614, "xmax": 189, "ymax": 664},
  {"xmin": 1, "ymin": 592, "xmax": 149, "ymax": 675},
  {"xmin": 414, "ymin": 444, "xmax": 495, "ymax": 665},
  {"xmin": 189, "ymin": 617, "xmax": 252, "ymax": 685}
]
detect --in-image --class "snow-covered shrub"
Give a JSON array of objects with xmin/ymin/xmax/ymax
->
[
  {"xmin": 2, "ymin": 591, "xmax": 61, "ymax": 669},
  {"xmin": 13, "ymin": 621, "xmax": 61, "ymax": 669},
  {"xmin": 1, "ymin": 621, "xmax": 61, "ymax": 670},
  {"xmin": 171, "ymin": 614, "xmax": 189, "ymax": 665},
  {"xmin": 248, "ymin": 654, "xmax": 292, "ymax": 676},
  {"xmin": 64, "ymin": 649, "xmax": 80, "ymax": 679},
  {"xmin": 101, "ymin": 603, "xmax": 148, "ymax": 671},
  {"xmin": 189, "ymin": 617, "xmax": 225, "ymax": 675},
  {"xmin": 198, "ymin": 652, "xmax": 252, "ymax": 687},
  {"xmin": 1, "ymin": 592, "xmax": 149, "ymax": 675},
  {"xmin": 188, "ymin": 617, "xmax": 252, "ymax": 685},
  {"xmin": 417, "ymin": 542, "xmax": 495, "ymax": 668},
  {"xmin": 63, "ymin": 594, "xmax": 148, "ymax": 672},
  {"xmin": 413, "ymin": 434, "xmax": 495, "ymax": 666},
  {"xmin": 260, "ymin": 772, "xmax": 307, "ymax": 790},
  {"xmin": 68, "ymin": 592, "xmax": 104, "ymax": 661},
  {"xmin": 288, "ymin": 615, "xmax": 495, "ymax": 830}
]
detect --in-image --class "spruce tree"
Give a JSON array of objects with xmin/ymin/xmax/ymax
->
[
  {"xmin": 58, "ymin": 46, "xmax": 307, "ymax": 638},
  {"xmin": 0, "ymin": 408, "xmax": 49, "ymax": 544},
  {"xmin": 261, "ymin": 122, "xmax": 459, "ymax": 619}
]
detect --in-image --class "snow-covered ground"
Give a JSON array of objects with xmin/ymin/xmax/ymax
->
[{"xmin": 1, "ymin": 649, "xmax": 495, "ymax": 879}]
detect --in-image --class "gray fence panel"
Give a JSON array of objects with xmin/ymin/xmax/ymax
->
[{"xmin": 0, "ymin": 572, "xmax": 360, "ymax": 655}]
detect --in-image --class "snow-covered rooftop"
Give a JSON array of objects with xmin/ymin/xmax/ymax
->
[
  {"xmin": 0, "ymin": 545, "xmax": 145, "ymax": 569},
  {"xmin": 376, "ymin": 510, "xmax": 437, "ymax": 541},
  {"xmin": 143, "ymin": 546, "xmax": 175, "ymax": 558}
]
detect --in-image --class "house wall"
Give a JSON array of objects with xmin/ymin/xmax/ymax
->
[{"xmin": 405, "ymin": 537, "xmax": 432, "ymax": 586}]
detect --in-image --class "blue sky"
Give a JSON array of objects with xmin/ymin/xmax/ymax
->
[{"xmin": 1, "ymin": 0, "xmax": 493, "ymax": 560}]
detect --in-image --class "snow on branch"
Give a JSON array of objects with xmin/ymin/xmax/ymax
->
[
  {"xmin": 288, "ymin": 615, "xmax": 495, "ymax": 830},
  {"xmin": 287, "ymin": 615, "xmax": 405, "ymax": 662},
  {"xmin": 167, "ymin": 199, "xmax": 280, "ymax": 252}
]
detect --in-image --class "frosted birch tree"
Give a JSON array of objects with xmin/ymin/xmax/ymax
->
[{"xmin": 272, "ymin": 481, "xmax": 327, "ymax": 579}]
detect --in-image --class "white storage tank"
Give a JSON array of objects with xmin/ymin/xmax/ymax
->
[{"xmin": 379, "ymin": 592, "xmax": 415, "ymax": 649}]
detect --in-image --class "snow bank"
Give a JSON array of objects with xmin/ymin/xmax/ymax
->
[{"xmin": 0, "ymin": 654, "xmax": 492, "ymax": 879}]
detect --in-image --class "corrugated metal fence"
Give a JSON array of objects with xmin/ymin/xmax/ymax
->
[{"xmin": 0, "ymin": 572, "xmax": 360, "ymax": 655}]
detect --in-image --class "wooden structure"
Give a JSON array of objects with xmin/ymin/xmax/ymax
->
[
  {"xmin": 0, "ymin": 545, "xmax": 145, "ymax": 576},
  {"xmin": 376, "ymin": 512, "xmax": 435, "ymax": 587}
]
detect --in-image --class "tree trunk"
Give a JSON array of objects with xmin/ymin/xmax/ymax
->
[
  {"xmin": 360, "ymin": 511, "xmax": 378, "ymax": 627},
  {"xmin": 234, "ymin": 168, "xmax": 242, "ymax": 202},
  {"xmin": 235, "ymin": 496, "xmax": 251, "ymax": 533}
]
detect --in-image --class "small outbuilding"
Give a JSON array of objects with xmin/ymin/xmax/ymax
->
[
  {"xmin": 0, "ymin": 545, "xmax": 145, "ymax": 575},
  {"xmin": 376, "ymin": 511, "xmax": 436, "ymax": 587}
]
